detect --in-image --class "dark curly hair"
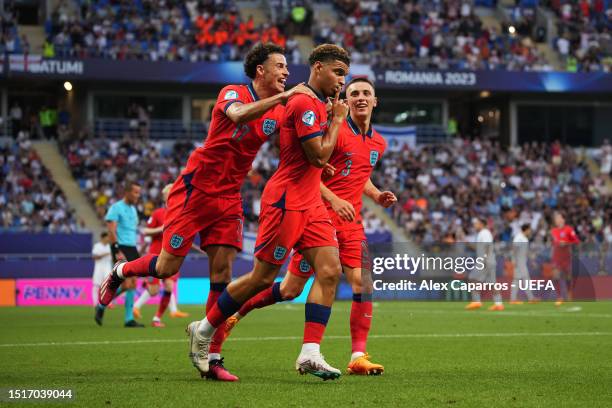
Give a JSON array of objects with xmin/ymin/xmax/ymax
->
[
  {"xmin": 308, "ymin": 44, "xmax": 350, "ymax": 67},
  {"xmin": 244, "ymin": 42, "xmax": 285, "ymax": 79}
]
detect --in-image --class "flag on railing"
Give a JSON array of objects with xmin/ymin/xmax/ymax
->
[{"xmin": 374, "ymin": 125, "xmax": 417, "ymax": 151}]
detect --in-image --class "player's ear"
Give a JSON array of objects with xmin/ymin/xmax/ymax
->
[
  {"xmin": 373, "ymin": 96, "xmax": 378, "ymax": 108},
  {"xmin": 256, "ymin": 64, "xmax": 265, "ymax": 78}
]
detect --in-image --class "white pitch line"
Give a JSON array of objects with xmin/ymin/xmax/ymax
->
[
  {"xmin": 0, "ymin": 332, "xmax": 610, "ymax": 349},
  {"xmin": 371, "ymin": 309, "xmax": 612, "ymax": 319},
  {"xmin": 275, "ymin": 305, "xmax": 612, "ymax": 318}
]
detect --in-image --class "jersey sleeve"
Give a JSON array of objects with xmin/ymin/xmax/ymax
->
[
  {"xmin": 289, "ymin": 95, "xmax": 323, "ymax": 142},
  {"xmin": 215, "ymin": 85, "xmax": 247, "ymax": 115},
  {"xmin": 104, "ymin": 203, "xmax": 119, "ymax": 222},
  {"xmin": 92, "ymin": 243, "xmax": 104, "ymax": 256},
  {"xmin": 380, "ymin": 134, "xmax": 387, "ymax": 156},
  {"xmin": 147, "ymin": 209, "xmax": 161, "ymax": 228},
  {"xmin": 567, "ymin": 227, "xmax": 580, "ymax": 243}
]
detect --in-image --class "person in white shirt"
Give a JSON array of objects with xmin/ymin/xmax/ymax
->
[
  {"xmin": 92, "ymin": 232, "xmax": 112, "ymax": 307},
  {"xmin": 510, "ymin": 224, "xmax": 535, "ymax": 304},
  {"xmin": 466, "ymin": 217, "xmax": 504, "ymax": 311}
]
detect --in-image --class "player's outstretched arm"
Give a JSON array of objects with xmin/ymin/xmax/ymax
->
[
  {"xmin": 142, "ymin": 226, "xmax": 163, "ymax": 236},
  {"xmin": 321, "ymin": 183, "xmax": 355, "ymax": 221},
  {"xmin": 301, "ymin": 93, "xmax": 348, "ymax": 167},
  {"xmin": 226, "ymin": 83, "xmax": 315, "ymax": 125},
  {"xmin": 364, "ymin": 179, "xmax": 397, "ymax": 208}
]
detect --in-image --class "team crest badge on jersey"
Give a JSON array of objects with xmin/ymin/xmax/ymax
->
[
  {"xmin": 262, "ymin": 119, "xmax": 277, "ymax": 136},
  {"xmin": 299, "ymin": 259, "xmax": 311, "ymax": 273},
  {"xmin": 302, "ymin": 110, "xmax": 316, "ymax": 126},
  {"xmin": 369, "ymin": 150, "xmax": 379, "ymax": 166},
  {"xmin": 223, "ymin": 90, "xmax": 239, "ymax": 100},
  {"xmin": 273, "ymin": 246, "xmax": 287, "ymax": 260},
  {"xmin": 170, "ymin": 234, "xmax": 183, "ymax": 249}
]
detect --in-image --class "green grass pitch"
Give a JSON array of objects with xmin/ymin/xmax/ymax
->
[{"xmin": 1, "ymin": 301, "xmax": 611, "ymax": 407}]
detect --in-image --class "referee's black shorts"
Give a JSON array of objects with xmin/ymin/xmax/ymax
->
[{"xmin": 112, "ymin": 245, "xmax": 140, "ymax": 263}]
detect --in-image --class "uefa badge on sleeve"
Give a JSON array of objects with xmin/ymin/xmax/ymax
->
[
  {"xmin": 302, "ymin": 110, "xmax": 316, "ymax": 127},
  {"xmin": 224, "ymin": 90, "xmax": 238, "ymax": 100}
]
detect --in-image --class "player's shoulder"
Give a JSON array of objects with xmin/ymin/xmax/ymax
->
[
  {"xmin": 370, "ymin": 127, "xmax": 386, "ymax": 147},
  {"xmin": 287, "ymin": 92, "xmax": 320, "ymax": 109},
  {"xmin": 218, "ymin": 84, "xmax": 247, "ymax": 101},
  {"xmin": 268, "ymin": 103, "xmax": 286, "ymax": 117}
]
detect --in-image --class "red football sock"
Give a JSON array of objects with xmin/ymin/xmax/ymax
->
[
  {"xmin": 303, "ymin": 322, "xmax": 326, "ymax": 344},
  {"xmin": 238, "ymin": 284, "xmax": 277, "ymax": 317},
  {"xmin": 155, "ymin": 290, "xmax": 172, "ymax": 319},
  {"xmin": 350, "ymin": 298, "xmax": 372, "ymax": 353},
  {"xmin": 204, "ymin": 289, "xmax": 241, "ymax": 330},
  {"xmin": 303, "ymin": 303, "xmax": 331, "ymax": 344},
  {"xmin": 210, "ymin": 323, "xmax": 228, "ymax": 353},
  {"xmin": 206, "ymin": 302, "xmax": 228, "ymax": 328},
  {"xmin": 206, "ymin": 283, "xmax": 227, "ymax": 313},
  {"xmin": 121, "ymin": 254, "xmax": 157, "ymax": 278}
]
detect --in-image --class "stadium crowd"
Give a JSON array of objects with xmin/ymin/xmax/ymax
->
[
  {"xmin": 3, "ymin": 128, "xmax": 610, "ymax": 244},
  {"xmin": 61, "ymin": 135, "xmax": 191, "ymax": 221},
  {"xmin": 0, "ymin": 2, "xmax": 29, "ymax": 55},
  {"xmin": 316, "ymin": 0, "xmax": 555, "ymax": 71},
  {"xmin": 373, "ymin": 137, "xmax": 612, "ymax": 244},
  {"xmin": 0, "ymin": 134, "xmax": 83, "ymax": 232},
  {"xmin": 550, "ymin": 0, "xmax": 612, "ymax": 72},
  {"xmin": 3, "ymin": 0, "xmax": 607, "ymax": 73},
  {"xmin": 61, "ymin": 134, "xmax": 395, "ymax": 236},
  {"xmin": 44, "ymin": 0, "xmax": 297, "ymax": 62}
]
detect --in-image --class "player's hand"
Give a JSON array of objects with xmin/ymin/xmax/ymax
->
[
  {"xmin": 323, "ymin": 163, "xmax": 336, "ymax": 179},
  {"xmin": 331, "ymin": 90, "xmax": 349, "ymax": 121},
  {"xmin": 116, "ymin": 251, "xmax": 126, "ymax": 261},
  {"xmin": 331, "ymin": 197, "xmax": 355, "ymax": 221},
  {"xmin": 282, "ymin": 83, "xmax": 316, "ymax": 104},
  {"xmin": 377, "ymin": 191, "xmax": 397, "ymax": 208}
]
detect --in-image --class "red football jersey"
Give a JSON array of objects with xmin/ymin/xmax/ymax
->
[
  {"xmin": 147, "ymin": 207, "xmax": 165, "ymax": 255},
  {"xmin": 262, "ymin": 90, "xmax": 329, "ymax": 210},
  {"xmin": 551, "ymin": 225, "xmax": 579, "ymax": 267},
  {"xmin": 183, "ymin": 83, "xmax": 284, "ymax": 196},
  {"xmin": 324, "ymin": 117, "xmax": 386, "ymax": 230}
]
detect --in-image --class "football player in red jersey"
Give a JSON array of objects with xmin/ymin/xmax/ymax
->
[
  {"xmin": 191, "ymin": 44, "xmax": 351, "ymax": 380},
  {"xmin": 550, "ymin": 212, "xmax": 580, "ymax": 305},
  {"xmin": 215, "ymin": 77, "xmax": 397, "ymax": 376},
  {"xmin": 132, "ymin": 183, "xmax": 190, "ymax": 327},
  {"xmin": 99, "ymin": 43, "xmax": 315, "ymax": 381}
]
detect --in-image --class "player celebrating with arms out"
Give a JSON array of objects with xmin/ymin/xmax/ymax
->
[
  {"xmin": 99, "ymin": 43, "xmax": 315, "ymax": 381},
  {"xmin": 188, "ymin": 44, "xmax": 351, "ymax": 380},
  {"xmin": 217, "ymin": 77, "xmax": 397, "ymax": 376}
]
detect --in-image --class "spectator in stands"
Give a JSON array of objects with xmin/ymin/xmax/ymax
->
[
  {"xmin": 9, "ymin": 101, "xmax": 22, "ymax": 139},
  {"xmin": 374, "ymin": 137, "xmax": 611, "ymax": 245},
  {"xmin": 44, "ymin": 0, "xmax": 296, "ymax": 63},
  {"xmin": 0, "ymin": 134, "xmax": 82, "ymax": 232}
]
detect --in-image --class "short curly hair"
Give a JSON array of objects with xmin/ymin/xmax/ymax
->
[
  {"xmin": 244, "ymin": 42, "xmax": 285, "ymax": 79},
  {"xmin": 308, "ymin": 44, "xmax": 350, "ymax": 67}
]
